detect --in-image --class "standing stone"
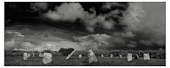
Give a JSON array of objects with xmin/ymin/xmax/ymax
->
[
  {"xmin": 32, "ymin": 53, "xmax": 35, "ymax": 57},
  {"xmin": 79, "ymin": 54, "xmax": 82, "ymax": 58},
  {"xmin": 144, "ymin": 53, "xmax": 147, "ymax": 60},
  {"xmin": 127, "ymin": 53, "xmax": 132, "ymax": 61},
  {"xmin": 101, "ymin": 54, "xmax": 104, "ymax": 57},
  {"xmin": 110, "ymin": 54, "xmax": 113, "ymax": 58},
  {"xmin": 42, "ymin": 53, "xmax": 52, "ymax": 65},
  {"xmin": 88, "ymin": 50, "xmax": 98, "ymax": 64},
  {"xmin": 27, "ymin": 53, "xmax": 31, "ymax": 58},
  {"xmin": 119, "ymin": 54, "xmax": 122, "ymax": 58},
  {"xmin": 147, "ymin": 53, "xmax": 150, "ymax": 60},
  {"xmin": 144, "ymin": 53, "xmax": 150, "ymax": 60},
  {"xmin": 39, "ymin": 53, "xmax": 43, "ymax": 57},
  {"xmin": 23, "ymin": 53, "xmax": 28, "ymax": 60}
]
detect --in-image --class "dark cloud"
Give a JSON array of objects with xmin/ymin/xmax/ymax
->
[
  {"xmin": 5, "ymin": 25, "xmax": 85, "ymax": 50},
  {"xmin": 30, "ymin": 2, "xmax": 48, "ymax": 12},
  {"xmin": 8, "ymin": 3, "xmax": 17, "ymax": 9},
  {"xmin": 121, "ymin": 2, "xmax": 165, "ymax": 47},
  {"xmin": 103, "ymin": 31, "xmax": 136, "ymax": 49},
  {"xmin": 139, "ymin": 40, "xmax": 153, "ymax": 46},
  {"xmin": 139, "ymin": 39, "xmax": 165, "ymax": 47},
  {"xmin": 112, "ymin": 31, "xmax": 135, "ymax": 38},
  {"xmin": 43, "ymin": 2, "xmax": 127, "ymax": 32},
  {"xmin": 127, "ymin": 41, "xmax": 137, "ymax": 48},
  {"xmin": 102, "ymin": 2, "xmax": 128, "ymax": 10}
]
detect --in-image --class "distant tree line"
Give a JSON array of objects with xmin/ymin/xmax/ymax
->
[{"xmin": 5, "ymin": 48, "xmax": 165, "ymax": 59}]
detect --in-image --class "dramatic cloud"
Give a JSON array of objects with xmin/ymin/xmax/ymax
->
[
  {"xmin": 127, "ymin": 41, "xmax": 137, "ymax": 48},
  {"xmin": 139, "ymin": 40, "xmax": 153, "ymax": 46},
  {"xmin": 5, "ymin": 39, "xmax": 16, "ymax": 49},
  {"xmin": 75, "ymin": 34, "xmax": 113, "ymax": 50},
  {"xmin": 102, "ymin": 3, "xmax": 127, "ymax": 10},
  {"xmin": 30, "ymin": 2, "xmax": 48, "ymax": 12},
  {"xmin": 5, "ymin": 2, "xmax": 165, "ymax": 50},
  {"xmin": 8, "ymin": 3, "xmax": 17, "ymax": 9},
  {"xmin": 139, "ymin": 39, "xmax": 165, "ymax": 46},
  {"xmin": 102, "ymin": 20, "xmax": 114, "ymax": 29},
  {"xmin": 44, "ymin": 3, "xmax": 93, "ymax": 21},
  {"xmin": 121, "ymin": 3, "xmax": 144, "ymax": 31},
  {"xmin": 103, "ymin": 31, "xmax": 136, "ymax": 49},
  {"xmin": 121, "ymin": 2, "xmax": 165, "ymax": 46},
  {"xmin": 4, "ymin": 25, "xmax": 86, "ymax": 50},
  {"xmin": 112, "ymin": 31, "xmax": 135, "ymax": 38},
  {"xmin": 5, "ymin": 39, "xmax": 35, "ymax": 50},
  {"xmin": 44, "ymin": 3, "xmax": 119, "ymax": 32},
  {"xmin": 86, "ymin": 26, "xmax": 94, "ymax": 32},
  {"xmin": 21, "ymin": 42, "xmax": 34, "ymax": 49},
  {"xmin": 6, "ymin": 30, "xmax": 25, "ymax": 38}
]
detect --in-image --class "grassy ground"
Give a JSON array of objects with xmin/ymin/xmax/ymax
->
[{"xmin": 5, "ymin": 55, "xmax": 165, "ymax": 66}]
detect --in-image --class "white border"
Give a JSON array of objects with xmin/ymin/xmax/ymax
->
[{"xmin": 1, "ymin": 0, "xmax": 168, "ymax": 68}]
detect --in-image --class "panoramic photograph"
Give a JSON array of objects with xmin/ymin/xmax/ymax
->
[{"xmin": 4, "ymin": 2, "xmax": 165, "ymax": 66}]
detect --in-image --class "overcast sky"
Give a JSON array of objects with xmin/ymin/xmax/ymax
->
[{"xmin": 5, "ymin": 2, "xmax": 165, "ymax": 50}]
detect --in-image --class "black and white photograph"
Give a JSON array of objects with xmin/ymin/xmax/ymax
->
[{"xmin": 4, "ymin": 2, "xmax": 166, "ymax": 66}]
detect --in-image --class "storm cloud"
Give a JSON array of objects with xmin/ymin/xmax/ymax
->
[
  {"xmin": 30, "ymin": 2, "xmax": 48, "ymax": 12},
  {"xmin": 121, "ymin": 2, "xmax": 165, "ymax": 46},
  {"xmin": 43, "ymin": 3, "xmax": 125, "ymax": 32}
]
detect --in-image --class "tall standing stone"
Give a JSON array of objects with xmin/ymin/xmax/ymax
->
[
  {"xmin": 127, "ymin": 53, "xmax": 132, "ymax": 61},
  {"xmin": 119, "ymin": 54, "xmax": 122, "ymax": 58},
  {"xmin": 23, "ymin": 53, "xmax": 28, "ymax": 60},
  {"xmin": 32, "ymin": 53, "xmax": 35, "ymax": 57},
  {"xmin": 144, "ymin": 53, "xmax": 150, "ymax": 60},
  {"xmin": 79, "ymin": 54, "xmax": 82, "ymax": 58},
  {"xmin": 110, "ymin": 54, "xmax": 113, "ymax": 58},
  {"xmin": 42, "ymin": 53, "xmax": 52, "ymax": 65},
  {"xmin": 39, "ymin": 53, "xmax": 43, "ymax": 57},
  {"xmin": 27, "ymin": 53, "xmax": 31, "ymax": 58},
  {"xmin": 147, "ymin": 53, "xmax": 150, "ymax": 60},
  {"xmin": 101, "ymin": 54, "xmax": 104, "ymax": 57},
  {"xmin": 88, "ymin": 50, "xmax": 98, "ymax": 64}
]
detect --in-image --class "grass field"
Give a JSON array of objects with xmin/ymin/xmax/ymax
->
[{"xmin": 5, "ymin": 55, "xmax": 165, "ymax": 66}]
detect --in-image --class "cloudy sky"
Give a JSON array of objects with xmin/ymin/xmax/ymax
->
[{"xmin": 5, "ymin": 2, "xmax": 165, "ymax": 50}]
